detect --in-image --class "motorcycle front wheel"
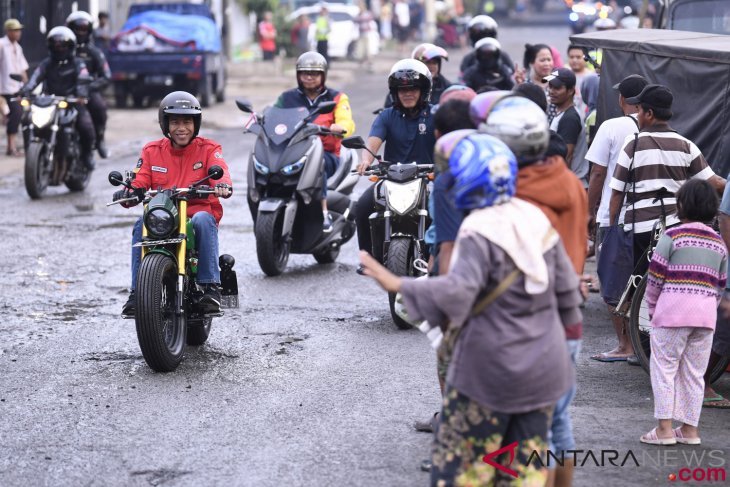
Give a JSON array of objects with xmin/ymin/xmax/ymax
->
[
  {"xmin": 255, "ymin": 210, "xmax": 290, "ymax": 276},
  {"xmin": 24, "ymin": 141, "xmax": 51, "ymax": 199},
  {"xmin": 136, "ymin": 253, "xmax": 186, "ymax": 372},
  {"xmin": 386, "ymin": 237, "xmax": 415, "ymax": 330}
]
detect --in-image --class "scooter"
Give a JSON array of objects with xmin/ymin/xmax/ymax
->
[{"xmin": 236, "ymin": 99, "xmax": 358, "ymax": 276}]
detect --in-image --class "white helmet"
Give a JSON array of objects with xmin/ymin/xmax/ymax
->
[{"xmin": 480, "ymin": 96, "xmax": 549, "ymax": 166}]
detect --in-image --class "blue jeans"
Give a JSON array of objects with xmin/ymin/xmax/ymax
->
[
  {"xmin": 322, "ymin": 151, "xmax": 339, "ymax": 198},
  {"xmin": 549, "ymin": 339, "xmax": 582, "ymax": 456},
  {"xmin": 130, "ymin": 212, "xmax": 220, "ymax": 290}
]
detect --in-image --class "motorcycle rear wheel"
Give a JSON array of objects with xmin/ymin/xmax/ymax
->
[
  {"xmin": 24, "ymin": 141, "xmax": 50, "ymax": 200},
  {"xmin": 255, "ymin": 211, "xmax": 290, "ymax": 276},
  {"xmin": 386, "ymin": 237, "xmax": 414, "ymax": 330},
  {"xmin": 136, "ymin": 253, "xmax": 186, "ymax": 372}
]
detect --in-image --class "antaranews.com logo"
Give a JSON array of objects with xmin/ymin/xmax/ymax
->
[{"xmin": 482, "ymin": 443, "xmax": 727, "ymax": 482}]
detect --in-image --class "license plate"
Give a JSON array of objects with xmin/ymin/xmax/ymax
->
[{"xmin": 145, "ymin": 75, "xmax": 172, "ymax": 85}]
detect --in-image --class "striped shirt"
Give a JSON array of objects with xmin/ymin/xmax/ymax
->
[
  {"xmin": 645, "ymin": 222, "xmax": 727, "ymax": 329},
  {"xmin": 608, "ymin": 124, "xmax": 715, "ymax": 233}
]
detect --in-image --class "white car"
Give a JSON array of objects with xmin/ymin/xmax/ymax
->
[{"xmin": 287, "ymin": 4, "xmax": 380, "ymax": 59}]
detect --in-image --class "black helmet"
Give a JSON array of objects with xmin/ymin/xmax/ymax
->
[
  {"xmin": 158, "ymin": 91, "xmax": 202, "ymax": 140},
  {"xmin": 468, "ymin": 15, "xmax": 498, "ymax": 46},
  {"xmin": 388, "ymin": 59, "xmax": 432, "ymax": 110},
  {"xmin": 296, "ymin": 51, "xmax": 328, "ymax": 89},
  {"xmin": 47, "ymin": 26, "xmax": 76, "ymax": 63},
  {"xmin": 475, "ymin": 37, "xmax": 501, "ymax": 69},
  {"xmin": 66, "ymin": 11, "xmax": 94, "ymax": 44}
]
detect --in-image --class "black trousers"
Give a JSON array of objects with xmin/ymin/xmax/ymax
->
[
  {"xmin": 355, "ymin": 183, "xmax": 375, "ymax": 254},
  {"xmin": 76, "ymin": 105, "xmax": 96, "ymax": 157},
  {"xmin": 3, "ymin": 95, "xmax": 22, "ymax": 135},
  {"xmin": 633, "ymin": 230, "xmax": 653, "ymax": 277},
  {"xmin": 316, "ymin": 40, "xmax": 329, "ymax": 63},
  {"xmin": 87, "ymin": 90, "xmax": 107, "ymax": 139}
]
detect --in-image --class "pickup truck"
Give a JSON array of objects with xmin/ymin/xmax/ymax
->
[{"xmin": 107, "ymin": 2, "xmax": 226, "ymax": 108}]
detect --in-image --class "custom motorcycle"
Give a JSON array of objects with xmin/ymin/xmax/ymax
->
[
  {"xmin": 108, "ymin": 166, "xmax": 238, "ymax": 372},
  {"xmin": 342, "ymin": 136, "xmax": 433, "ymax": 329},
  {"xmin": 237, "ymin": 99, "xmax": 358, "ymax": 276}
]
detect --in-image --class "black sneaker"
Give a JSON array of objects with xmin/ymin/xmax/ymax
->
[
  {"xmin": 322, "ymin": 212, "xmax": 333, "ymax": 233},
  {"xmin": 121, "ymin": 291, "xmax": 135, "ymax": 317},
  {"xmin": 356, "ymin": 265, "xmax": 366, "ymax": 276},
  {"xmin": 97, "ymin": 139, "xmax": 109, "ymax": 159},
  {"xmin": 198, "ymin": 284, "xmax": 221, "ymax": 314}
]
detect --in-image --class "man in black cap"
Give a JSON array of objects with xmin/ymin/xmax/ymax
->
[
  {"xmin": 608, "ymin": 84, "xmax": 725, "ymax": 279},
  {"xmin": 545, "ymin": 67, "xmax": 588, "ymax": 186},
  {"xmin": 586, "ymin": 74, "xmax": 648, "ymax": 362}
]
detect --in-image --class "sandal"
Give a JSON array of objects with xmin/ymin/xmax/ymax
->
[
  {"xmin": 673, "ymin": 427, "xmax": 701, "ymax": 445},
  {"xmin": 640, "ymin": 427, "xmax": 676, "ymax": 445},
  {"xmin": 5, "ymin": 148, "xmax": 22, "ymax": 157}
]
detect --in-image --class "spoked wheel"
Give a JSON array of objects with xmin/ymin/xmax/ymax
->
[
  {"xmin": 136, "ymin": 254, "xmax": 186, "ymax": 372},
  {"xmin": 629, "ymin": 275, "xmax": 729, "ymax": 383},
  {"xmin": 24, "ymin": 141, "xmax": 51, "ymax": 199},
  {"xmin": 186, "ymin": 316, "xmax": 212, "ymax": 346},
  {"xmin": 386, "ymin": 237, "xmax": 414, "ymax": 330},
  {"xmin": 255, "ymin": 210, "xmax": 290, "ymax": 276}
]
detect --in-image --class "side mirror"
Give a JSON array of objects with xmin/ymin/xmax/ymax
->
[
  {"xmin": 314, "ymin": 101, "xmax": 337, "ymax": 115},
  {"xmin": 108, "ymin": 171, "xmax": 124, "ymax": 186},
  {"xmin": 9, "ymin": 74, "xmax": 22, "ymax": 82},
  {"xmin": 208, "ymin": 165, "xmax": 224, "ymax": 180},
  {"xmin": 236, "ymin": 99, "xmax": 253, "ymax": 113},
  {"xmin": 341, "ymin": 136, "xmax": 366, "ymax": 150}
]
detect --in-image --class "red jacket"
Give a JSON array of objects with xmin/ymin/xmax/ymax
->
[{"xmin": 131, "ymin": 137, "xmax": 233, "ymax": 223}]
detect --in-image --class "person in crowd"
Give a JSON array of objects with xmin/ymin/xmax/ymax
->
[
  {"xmin": 408, "ymin": 0, "xmax": 424, "ymax": 41},
  {"xmin": 704, "ymin": 186, "xmax": 730, "ymax": 408},
  {"xmin": 461, "ymin": 37, "xmax": 514, "ymax": 92},
  {"xmin": 545, "ymin": 68, "xmax": 588, "ymax": 186},
  {"xmin": 641, "ymin": 179, "xmax": 727, "ymax": 445},
  {"xmin": 360, "ymin": 132, "xmax": 581, "ymax": 486},
  {"xmin": 581, "ymin": 73, "xmax": 600, "ymax": 145},
  {"xmin": 355, "ymin": 59, "xmax": 435, "ymax": 263},
  {"xmin": 586, "ymin": 74, "xmax": 648, "ymax": 363},
  {"xmin": 290, "ymin": 14, "xmax": 312, "ymax": 56},
  {"xmin": 0, "ymin": 18, "xmax": 28, "ymax": 157},
  {"xmin": 315, "ymin": 5, "xmax": 331, "ymax": 62},
  {"xmin": 393, "ymin": 0, "xmax": 410, "ymax": 54},
  {"xmin": 258, "ymin": 11, "xmax": 277, "ymax": 61},
  {"xmin": 513, "ymin": 82, "xmax": 547, "ymax": 112},
  {"xmin": 608, "ymin": 84, "xmax": 725, "ymax": 279},
  {"xmin": 459, "ymin": 15, "xmax": 513, "ymax": 77},
  {"xmin": 275, "ymin": 52, "xmax": 354, "ymax": 232},
  {"xmin": 94, "ymin": 11, "xmax": 112, "ymax": 51},
  {"xmin": 379, "ymin": 0, "xmax": 393, "ymax": 41},
  {"xmin": 385, "ymin": 43, "xmax": 451, "ymax": 108},
  {"xmin": 114, "ymin": 91, "xmax": 232, "ymax": 317},
  {"xmin": 67, "ymin": 11, "xmax": 112, "ymax": 159},
  {"xmin": 566, "ymin": 44, "xmax": 591, "ymax": 118},
  {"xmin": 19, "ymin": 27, "xmax": 96, "ymax": 170},
  {"xmin": 356, "ymin": 2, "xmax": 375, "ymax": 70},
  {"xmin": 514, "ymin": 43, "xmax": 556, "ymax": 121}
]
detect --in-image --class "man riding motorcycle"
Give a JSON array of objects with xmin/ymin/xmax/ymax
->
[
  {"xmin": 459, "ymin": 15, "xmax": 514, "ymax": 80},
  {"xmin": 461, "ymin": 37, "xmax": 515, "ymax": 92},
  {"xmin": 385, "ymin": 43, "xmax": 451, "ymax": 107},
  {"xmin": 274, "ymin": 51, "xmax": 355, "ymax": 232},
  {"xmin": 115, "ymin": 91, "xmax": 233, "ymax": 317},
  {"xmin": 18, "ymin": 26, "xmax": 96, "ymax": 170},
  {"xmin": 66, "ymin": 10, "xmax": 112, "ymax": 158},
  {"xmin": 355, "ymin": 59, "xmax": 436, "ymax": 268}
]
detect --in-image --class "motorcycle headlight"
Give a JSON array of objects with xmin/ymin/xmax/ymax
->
[
  {"xmin": 143, "ymin": 193, "xmax": 179, "ymax": 238},
  {"xmin": 281, "ymin": 156, "xmax": 306, "ymax": 176},
  {"xmin": 384, "ymin": 179, "xmax": 422, "ymax": 216},
  {"xmin": 30, "ymin": 106, "xmax": 55, "ymax": 129},
  {"xmin": 253, "ymin": 156, "xmax": 269, "ymax": 175}
]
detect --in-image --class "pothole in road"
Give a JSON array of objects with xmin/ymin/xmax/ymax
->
[
  {"xmin": 83, "ymin": 351, "xmax": 143, "ymax": 363},
  {"xmin": 130, "ymin": 469, "xmax": 193, "ymax": 486},
  {"xmin": 190, "ymin": 347, "xmax": 239, "ymax": 361}
]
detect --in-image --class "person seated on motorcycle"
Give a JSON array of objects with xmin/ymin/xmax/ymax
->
[
  {"xmin": 384, "ymin": 43, "xmax": 451, "ymax": 107},
  {"xmin": 114, "ymin": 91, "xmax": 233, "ymax": 317},
  {"xmin": 462, "ymin": 37, "xmax": 515, "ymax": 92},
  {"xmin": 274, "ymin": 51, "xmax": 355, "ymax": 233},
  {"xmin": 354, "ymin": 59, "xmax": 436, "ymax": 272},
  {"xmin": 18, "ymin": 26, "xmax": 96, "ymax": 170},
  {"xmin": 459, "ymin": 15, "xmax": 514, "ymax": 79},
  {"xmin": 66, "ymin": 10, "xmax": 112, "ymax": 159}
]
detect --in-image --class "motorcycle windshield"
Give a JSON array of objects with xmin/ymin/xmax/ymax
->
[{"xmin": 261, "ymin": 106, "xmax": 310, "ymax": 146}]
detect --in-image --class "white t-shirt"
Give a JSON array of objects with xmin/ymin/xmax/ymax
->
[{"xmin": 585, "ymin": 114, "xmax": 639, "ymax": 226}]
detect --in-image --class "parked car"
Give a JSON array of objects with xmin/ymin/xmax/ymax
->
[
  {"xmin": 287, "ymin": 4, "xmax": 380, "ymax": 59},
  {"xmin": 658, "ymin": 0, "xmax": 730, "ymax": 32}
]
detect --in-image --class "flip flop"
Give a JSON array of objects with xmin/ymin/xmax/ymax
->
[
  {"xmin": 703, "ymin": 394, "xmax": 723, "ymax": 403},
  {"xmin": 673, "ymin": 427, "xmax": 701, "ymax": 445},
  {"xmin": 590, "ymin": 354, "xmax": 629, "ymax": 362},
  {"xmin": 640, "ymin": 427, "xmax": 677, "ymax": 446},
  {"xmin": 703, "ymin": 397, "xmax": 730, "ymax": 409}
]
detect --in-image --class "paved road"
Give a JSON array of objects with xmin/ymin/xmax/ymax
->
[{"xmin": 1, "ymin": 19, "xmax": 729, "ymax": 487}]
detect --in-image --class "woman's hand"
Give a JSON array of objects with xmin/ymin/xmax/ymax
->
[
  {"xmin": 513, "ymin": 63, "xmax": 526, "ymax": 85},
  {"xmin": 359, "ymin": 251, "xmax": 402, "ymax": 292}
]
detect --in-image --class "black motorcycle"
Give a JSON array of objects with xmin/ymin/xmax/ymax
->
[
  {"xmin": 236, "ymin": 99, "xmax": 358, "ymax": 276},
  {"xmin": 342, "ymin": 136, "xmax": 432, "ymax": 329}
]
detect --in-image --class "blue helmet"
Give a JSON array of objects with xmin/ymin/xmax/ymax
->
[{"xmin": 447, "ymin": 133, "xmax": 518, "ymax": 210}]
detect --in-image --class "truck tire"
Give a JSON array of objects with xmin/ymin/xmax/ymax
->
[
  {"xmin": 114, "ymin": 83, "xmax": 128, "ymax": 108},
  {"xmin": 215, "ymin": 74, "xmax": 225, "ymax": 103},
  {"xmin": 200, "ymin": 75, "xmax": 212, "ymax": 108},
  {"xmin": 132, "ymin": 93, "xmax": 145, "ymax": 108}
]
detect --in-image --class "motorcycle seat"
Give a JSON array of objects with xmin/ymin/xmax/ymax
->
[{"xmin": 327, "ymin": 147, "xmax": 356, "ymax": 190}]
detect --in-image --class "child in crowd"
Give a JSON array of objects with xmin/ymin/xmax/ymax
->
[{"xmin": 641, "ymin": 179, "xmax": 727, "ymax": 445}]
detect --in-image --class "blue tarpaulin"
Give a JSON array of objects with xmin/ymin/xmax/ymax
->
[{"xmin": 118, "ymin": 11, "xmax": 221, "ymax": 52}]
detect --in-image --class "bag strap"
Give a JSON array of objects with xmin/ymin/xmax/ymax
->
[
  {"xmin": 611, "ymin": 133, "xmax": 639, "ymax": 226},
  {"xmin": 470, "ymin": 268, "xmax": 521, "ymax": 317}
]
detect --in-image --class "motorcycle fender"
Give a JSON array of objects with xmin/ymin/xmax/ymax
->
[
  {"xmin": 145, "ymin": 248, "xmax": 178, "ymax": 267},
  {"xmin": 257, "ymin": 198, "xmax": 285, "ymax": 213},
  {"xmin": 296, "ymin": 136, "xmax": 324, "ymax": 205},
  {"xmin": 281, "ymin": 199, "xmax": 298, "ymax": 239}
]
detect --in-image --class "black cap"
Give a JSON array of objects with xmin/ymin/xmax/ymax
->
[
  {"xmin": 542, "ymin": 67, "xmax": 576, "ymax": 89},
  {"xmin": 612, "ymin": 74, "xmax": 648, "ymax": 99},
  {"xmin": 626, "ymin": 84, "xmax": 673, "ymax": 110}
]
